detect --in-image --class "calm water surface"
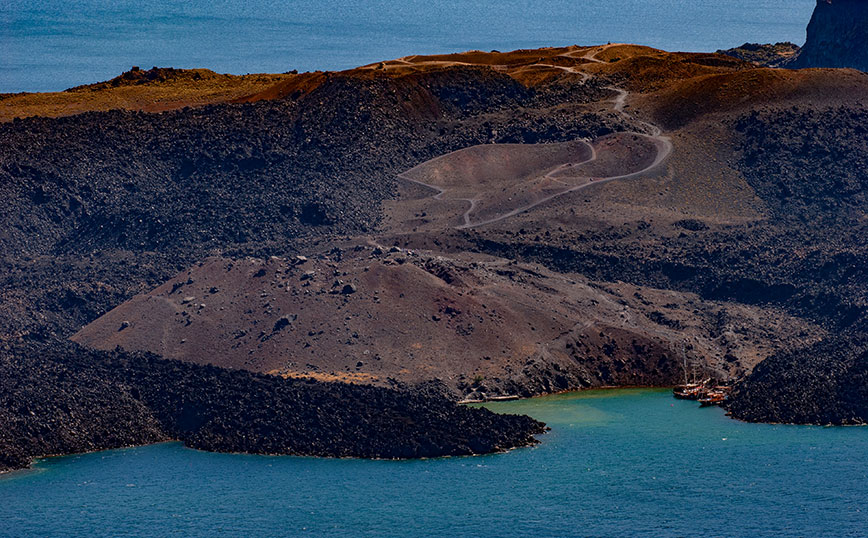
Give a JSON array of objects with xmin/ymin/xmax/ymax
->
[
  {"xmin": 1, "ymin": 0, "xmax": 816, "ymax": 92},
  {"xmin": 1, "ymin": 389, "xmax": 866, "ymax": 537}
]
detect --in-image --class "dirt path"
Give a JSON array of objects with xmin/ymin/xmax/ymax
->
[
  {"xmin": 397, "ymin": 158, "xmax": 484, "ymax": 228},
  {"xmin": 397, "ymin": 46, "xmax": 672, "ymax": 230},
  {"xmin": 534, "ymin": 63, "xmax": 592, "ymax": 83},
  {"xmin": 452, "ymin": 144, "xmax": 596, "ymax": 229}
]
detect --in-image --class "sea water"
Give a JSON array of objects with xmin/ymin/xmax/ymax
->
[
  {"xmin": 1, "ymin": 0, "xmax": 816, "ymax": 93},
  {"xmin": 1, "ymin": 389, "xmax": 865, "ymax": 537}
]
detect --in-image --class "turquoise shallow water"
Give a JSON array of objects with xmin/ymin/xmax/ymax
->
[
  {"xmin": 1, "ymin": 0, "xmax": 816, "ymax": 92},
  {"xmin": 1, "ymin": 389, "xmax": 866, "ymax": 537}
]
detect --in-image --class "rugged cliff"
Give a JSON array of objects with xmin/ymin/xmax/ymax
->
[{"xmin": 792, "ymin": 0, "xmax": 868, "ymax": 71}]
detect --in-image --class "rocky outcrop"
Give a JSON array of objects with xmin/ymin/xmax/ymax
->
[
  {"xmin": 0, "ymin": 340, "xmax": 546, "ymax": 474},
  {"xmin": 65, "ymin": 66, "xmax": 193, "ymax": 92},
  {"xmin": 718, "ymin": 43, "xmax": 800, "ymax": 67},
  {"xmin": 791, "ymin": 0, "xmax": 868, "ymax": 71},
  {"xmin": 727, "ymin": 319, "xmax": 868, "ymax": 425}
]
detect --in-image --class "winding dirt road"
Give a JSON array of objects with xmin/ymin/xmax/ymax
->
[{"xmin": 397, "ymin": 46, "xmax": 672, "ymax": 229}]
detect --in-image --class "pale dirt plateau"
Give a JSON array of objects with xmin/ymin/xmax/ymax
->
[
  {"xmin": 73, "ymin": 247, "xmax": 823, "ymax": 398},
  {"xmin": 398, "ymin": 134, "xmax": 661, "ymax": 229}
]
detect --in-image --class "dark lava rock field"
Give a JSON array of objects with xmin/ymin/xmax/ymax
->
[{"xmin": 0, "ymin": 340, "xmax": 544, "ymax": 473}]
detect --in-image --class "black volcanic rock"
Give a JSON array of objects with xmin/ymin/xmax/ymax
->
[
  {"xmin": 713, "ymin": 105, "xmax": 868, "ymax": 424},
  {"xmin": 791, "ymin": 0, "xmax": 868, "ymax": 71},
  {"xmin": 727, "ymin": 319, "xmax": 868, "ymax": 425},
  {"xmin": 3, "ymin": 48, "xmax": 868, "ymax": 466},
  {"xmin": 0, "ymin": 67, "xmax": 620, "ymax": 257},
  {"xmin": 733, "ymin": 105, "xmax": 868, "ymax": 222},
  {"xmin": 0, "ymin": 340, "xmax": 545, "ymax": 474},
  {"xmin": 467, "ymin": 104, "xmax": 868, "ymax": 425}
]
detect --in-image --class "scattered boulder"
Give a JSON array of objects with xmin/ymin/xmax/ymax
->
[
  {"xmin": 272, "ymin": 314, "xmax": 297, "ymax": 333},
  {"xmin": 674, "ymin": 219, "xmax": 709, "ymax": 232}
]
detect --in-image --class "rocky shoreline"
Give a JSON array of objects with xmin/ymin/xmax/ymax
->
[
  {"xmin": 726, "ymin": 317, "xmax": 868, "ymax": 426},
  {"xmin": 0, "ymin": 340, "xmax": 545, "ymax": 474}
]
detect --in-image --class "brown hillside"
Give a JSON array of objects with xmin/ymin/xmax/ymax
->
[
  {"xmin": 647, "ymin": 67, "xmax": 868, "ymax": 129},
  {"xmin": 1, "ymin": 45, "xmax": 777, "ymax": 122},
  {"xmin": 73, "ymin": 248, "xmax": 822, "ymax": 399},
  {"xmin": 0, "ymin": 68, "xmax": 293, "ymax": 122}
]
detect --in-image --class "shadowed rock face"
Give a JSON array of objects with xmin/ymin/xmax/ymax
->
[{"xmin": 792, "ymin": 0, "xmax": 868, "ymax": 71}]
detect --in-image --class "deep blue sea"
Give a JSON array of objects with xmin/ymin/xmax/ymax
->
[
  {"xmin": 1, "ymin": 389, "xmax": 866, "ymax": 537},
  {"xmin": 1, "ymin": 0, "xmax": 816, "ymax": 93}
]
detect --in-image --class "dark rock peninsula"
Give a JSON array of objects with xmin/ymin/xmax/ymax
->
[
  {"xmin": 727, "ymin": 320, "xmax": 868, "ymax": 425},
  {"xmin": 0, "ymin": 341, "xmax": 545, "ymax": 474}
]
